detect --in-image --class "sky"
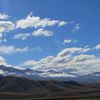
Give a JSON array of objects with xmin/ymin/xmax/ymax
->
[{"xmin": 0, "ymin": 0, "xmax": 100, "ymax": 77}]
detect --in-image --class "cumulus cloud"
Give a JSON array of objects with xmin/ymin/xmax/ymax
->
[
  {"xmin": 13, "ymin": 33, "xmax": 30, "ymax": 40},
  {"xmin": 32, "ymin": 28, "xmax": 53, "ymax": 37},
  {"xmin": 57, "ymin": 47, "xmax": 90, "ymax": 57},
  {"xmin": 22, "ymin": 60, "xmax": 37, "ymax": 67},
  {"xmin": 13, "ymin": 29, "xmax": 53, "ymax": 40},
  {"xmin": 0, "ymin": 45, "xmax": 28, "ymax": 54},
  {"xmin": 0, "ymin": 21, "xmax": 15, "ymax": 42},
  {"xmin": 0, "ymin": 14, "xmax": 15, "ymax": 41},
  {"xmin": 0, "ymin": 56, "xmax": 6, "ymax": 65},
  {"xmin": 0, "ymin": 21, "xmax": 15, "ymax": 33},
  {"xmin": 16, "ymin": 13, "xmax": 67, "ymax": 29},
  {"xmin": 95, "ymin": 44, "xmax": 100, "ymax": 50},
  {"xmin": 22, "ymin": 54, "xmax": 99, "ymax": 77},
  {"xmin": 72, "ymin": 54, "xmax": 95, "ymax": 62},
  {"xmin": 21, "ymin": 46, "xmax": 100, "ymax": 77},
  {"xmin": 0, "ymin": 12, "xmax": 76, "ymax": 41},
  {"xmin": 0, "ymin": 13, "xmax": 9, "ymax": 20},
  {"xmin": 0, "ymin": 12, "xmax": 77, "ymax": 42}
]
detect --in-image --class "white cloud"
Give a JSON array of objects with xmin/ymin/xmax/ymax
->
[
  {"xmin": 72, "ymin": 54, "xmax": 95, "ymax": 62},
  {"xmin": 0, "ymin": 12, "xmax": 76, "ymax": 41},
  {"xmin": 54, "ymin": 39, "xmax": 78, "ymax": 48},
  {"xmin": 0, "ymin": 45, "xmax": 42, "ymax": 55},
  {"xmin": 0, "ymin": 56, "xmax": 6, "ymax": 65},
  {"xmin": 0, "ymin": 21, "xmax": 15, "ymax": 33},
  {"xmin": 13, "ymin": 29, "xmax": 53, "ymax": 40},
  {"xmin": 0, "ymin": 12, "xmax": 77, "ymax": 42},
  {"xmin": 41, "ymin": 72, "xmax": 76, "ymax": 78},
  {"xmin": 72, "ymin": 24, "xmax": 80, "ymax": 32},
  {"xmin": 13, "ymin": 28, "xmax": 54, "ymax": 40},
  {"xmin": 95, "ymin": 44, "xmax": 100, "ymax": 50},
  {"xmin": 57, "ymin": 47, "xmax": 90, "ymax": 57},
  {"xmin": 16, "ymin": 13, "xmax": 67, "ymax": 29},
  {"xmin": 21, "ymin": 46, "xmax": 99, "ymax": 77},
  {"xmin": 0, "ymin": 13, "xmax": 9, "ymax": 20},
  {"xmin": 32, "ymin": 28, "xmax": 53, "ymax": 37},
  {"xmin": 58, "ymin": 21, "xmax": 67, "ymax": 26},
  {"xmin": 22, "ymin": 51, "xmax": 100, "ymax": 77},
  {"xmin": 63, "ymin": 39, "xmax": 77, "ymax": 44},
  {"xmin": 64, "ymin": 39, "xmax": 73, "ymax": 43},
  {"xmin": 0, "ymin": 33, "xmax": 7, "ymax": 42},
  {"xmin": 22, "ymin": 60, "xmax": 37, "ymax": 67},
  {"xmin": 0, "ymin": 56, "xmax": 6, "ymax": 64},
  {"xmin": 0, "ymin": 45, "xmax": 28, "ymax": 54},
  {"xmin": 13, "ymin": 33, "xmax": 30, "ymax": 40},
  {"xmin": 0, "ymin": 14, "xmax": 15, "ymax": 41}
]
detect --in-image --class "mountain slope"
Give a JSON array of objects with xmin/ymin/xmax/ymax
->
[{"xmin": 0, "ymin": 76, "xmax": 84, "ymax": 93}]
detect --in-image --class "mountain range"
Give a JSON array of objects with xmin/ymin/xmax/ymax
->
[
  {"xmin": 0, "ymin": 75, "xmax": 99, "ymax": 100},
  {"xmin": 0, "ymin": 65, "xmax": 100, "ymax": 83},
  {"xmin": 0, "ymin": 75, "xmax": 82, "ymax": 93}
]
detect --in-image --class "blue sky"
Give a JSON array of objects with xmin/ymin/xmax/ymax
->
[{"xmin": 0, "ymin": 0, "xmax": 100, "ymax": 76}]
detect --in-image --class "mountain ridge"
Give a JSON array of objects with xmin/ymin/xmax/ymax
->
[
  {"xmin": 0, "ymin": 75, "xmax": 83, "ymax": 93},
  {"xmin": 0, "ymin": 64, "xmax": 100, "ymax": 83}
]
